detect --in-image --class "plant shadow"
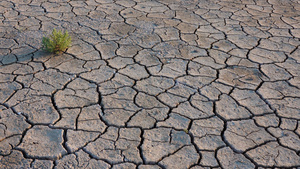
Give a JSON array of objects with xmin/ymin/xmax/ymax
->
[{"xmin": 0, "ymin": 48, "xmax": 56, "ymax": 66}]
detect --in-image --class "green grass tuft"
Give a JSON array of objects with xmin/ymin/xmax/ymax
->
[{"xmin": 42, "ymin": 29, "xmax": 71, "ymax": 54}]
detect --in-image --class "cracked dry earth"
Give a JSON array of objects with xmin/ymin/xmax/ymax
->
[{"xmin": 0, "ymin": 0, "xmax": 300, "ymax": 169}]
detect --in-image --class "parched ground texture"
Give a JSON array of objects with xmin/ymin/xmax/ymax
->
[{"xmin": 0, "ymin": 0, "xmax": 300, "ymax": 168}]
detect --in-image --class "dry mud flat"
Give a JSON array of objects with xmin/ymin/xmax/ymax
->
[{"xmin": 0, "ymin": 0, "xmax": 300, "ymax": 168}]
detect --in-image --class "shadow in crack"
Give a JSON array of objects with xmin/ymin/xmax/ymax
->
[
  {"xmin": 0, "ymin": 30, "xmax": 51, "ymax": 65},
  {"xmin": 0, "ymin": 49, "xmax": 54, "ymax": 66}
]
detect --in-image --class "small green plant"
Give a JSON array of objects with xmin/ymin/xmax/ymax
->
[{"xmin": 42, "ymin": 29, "xmax": 71, "ymax": 54}]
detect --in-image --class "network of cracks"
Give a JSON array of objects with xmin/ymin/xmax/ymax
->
[{"xmin": 0, "ymin": 0, "xmax": 300, "ymax": 168}]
